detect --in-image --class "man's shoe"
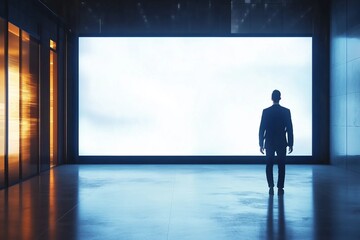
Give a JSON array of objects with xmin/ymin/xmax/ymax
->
[
  {"xmin": 278, "ymin": 188, "xmax": 284, "ymax": 195},
  {"xmin": 269, "ymin": 187, "xmax": 274, "ymax": 195}
]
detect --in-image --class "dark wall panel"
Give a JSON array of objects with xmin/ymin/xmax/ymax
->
[
  {"xmin": 57, "ymin": 26, "xmax": 66, "ymax": 164},
  {"xmin": 0, "ymin": 1, "xmax": 5, "ymax": 18},
  {"xmin": 68, "ymin": 0, "xmax": 331, "ymax": 164},
  {"xmin": 39, "ymin": 32, "xmax": 51, "ymax": 172},
  {"xmin": 347, "ymin": 0, "xmax": 360, "ymax": 31},
  {"xmin": 66, "ymin": 33, "xmax": 78, "ymax": 163},
  {"xmin": 312, "ymin": 0, "xmax": 330, "ymax": 163},
  {"xmin": 347, "ymin": 27, "xmax": 360, "ymax": 62}
]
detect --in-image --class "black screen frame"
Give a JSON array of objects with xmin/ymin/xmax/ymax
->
[{"xmin": 68, "ymin": 33, "xmax": 327, "ymax": 164}]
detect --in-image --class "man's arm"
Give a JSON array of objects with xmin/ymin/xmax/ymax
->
[
  {"xmin": 286, "ymin": 109, "xmax": 294, "ymax": 153},
  {"xmin": 259, "ymin": 110, "xmax": 266, "ymax": 154}
]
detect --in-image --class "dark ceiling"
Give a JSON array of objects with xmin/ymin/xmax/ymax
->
[{"xmin": 39, "ymin": 0, "xmax": 315, "ymax": 34}]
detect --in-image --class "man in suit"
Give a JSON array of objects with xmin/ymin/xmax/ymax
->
[{"xmin": 259, "ymin": 90, "xmax": 293, "ymax": 195}]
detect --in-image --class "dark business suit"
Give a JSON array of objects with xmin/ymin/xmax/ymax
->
[{"xmin": 259, "ymin": 104, "xmax": 293, "ymax": 188}]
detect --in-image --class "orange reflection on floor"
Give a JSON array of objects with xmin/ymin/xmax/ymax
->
[{"xmin": 48, "ymin": 169, "xmax": 57, "ymax": 239}]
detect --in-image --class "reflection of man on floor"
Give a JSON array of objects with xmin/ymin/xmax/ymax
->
[
  {"xmin": 267, "ymin": 195, "xmax": 286, "ymax": 239},
  {"xmin": 259, "ymin": 90, "xmax": 293, "ymax": 195}
]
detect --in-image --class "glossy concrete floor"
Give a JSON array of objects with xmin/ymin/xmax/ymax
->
[{"xmin": 1, "ymin": 164, "xmax": 360, "ymax": 240}]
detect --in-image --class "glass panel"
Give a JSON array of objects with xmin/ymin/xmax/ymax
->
[
  {"xmin": 0, "ymin": 18, "xmax": 5, "ymax": 188},
  {"xmin": 8, "ymin": 23, "xmax": 20, "ymax": 185},
  {"xmin": 50, "ymin": 49, "xmax": 58, "ymax": 167},
  {"xmin": 20, "ymin": 31, "xmax": 39, "ymax": 179}
]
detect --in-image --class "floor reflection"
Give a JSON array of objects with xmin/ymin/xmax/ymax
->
[
  {"xmin": 266, "ymin": 195, "xmax": 287, "ymax": 240},
  {"xmin": 312, "ymin": 166, "xmax": 360, "ymax": 239},
  {"xmin": 278, "ymin": 196, "xmax": 285, "ymax": 239},
  {"xmin": 0, "ymin": 166, "xmax": 80, "ymax": 240},
  {"xmin": 0, "ymin": 165, "xmax": 360, "ymax": 240}
]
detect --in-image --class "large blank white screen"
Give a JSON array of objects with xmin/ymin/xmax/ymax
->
[{"xmin": 79, "ymin": 37, "xmax": 312, "ymax": 156}]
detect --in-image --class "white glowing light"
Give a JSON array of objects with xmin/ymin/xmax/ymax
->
[{"xmin": 79, "ymin": 37, "xmax": 312, "ymax": 156}]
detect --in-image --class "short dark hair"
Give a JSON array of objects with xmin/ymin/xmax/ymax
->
[{"xmin": 272, "ymin": 90, "xmax": 281, "ymax": 102}]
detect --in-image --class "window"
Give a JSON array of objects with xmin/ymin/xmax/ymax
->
[
  {"xmin": 8, "ymin": 23, "xmax": 20, "ymax": 184},
  {"xmin": 4, "ymin": 22, "xmax": 40, "ymax": 186},
  {"xmin": 20, "ymin": 32, "xmax": 39, "ymax": 178}
]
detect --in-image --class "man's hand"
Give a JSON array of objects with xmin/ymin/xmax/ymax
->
[
  {"xmin": 260, "ymin": 147, "xmax": 265, "ymax": 154},
  {"xmin": 288, "ymin": 146, "xmax": 293, "ymax": 154}
]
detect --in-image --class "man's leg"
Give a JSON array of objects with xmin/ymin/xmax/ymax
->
[
  {"xmin": 276, "ymin": 147, "xmax": 287, "ymax": 189},
  {"xmin": 266, "ymin": 148, "xmax": 275, "ymax": 188}
]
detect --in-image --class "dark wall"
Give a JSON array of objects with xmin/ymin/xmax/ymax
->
[
  {"xmin": 2, "ymin": 0, "xmax": 333, "ymax": 166},
  {"xmin": 313, "ymin": 0, "xmax": 330, "ymax": 163},
  {"xmin": 330, "ymin": 0, "xmax": 360, "ymax": 173},
  {"xmin": 68, "ymin": 0, "xmax": 331, "ymax": 164}
]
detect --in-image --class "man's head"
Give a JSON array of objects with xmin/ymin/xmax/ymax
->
[{"xmin": 271, "ymin": 90, "xmax": 281, "ymax": 103}]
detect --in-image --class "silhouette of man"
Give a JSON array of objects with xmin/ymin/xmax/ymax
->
[{"xmin": 259, "ymin": 90, "xmax": 293, "ymax": 195}]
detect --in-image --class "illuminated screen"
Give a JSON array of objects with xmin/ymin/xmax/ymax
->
[{"xmin": 79, "ymin": 37, "xmax": 312, "ymax": 156}]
